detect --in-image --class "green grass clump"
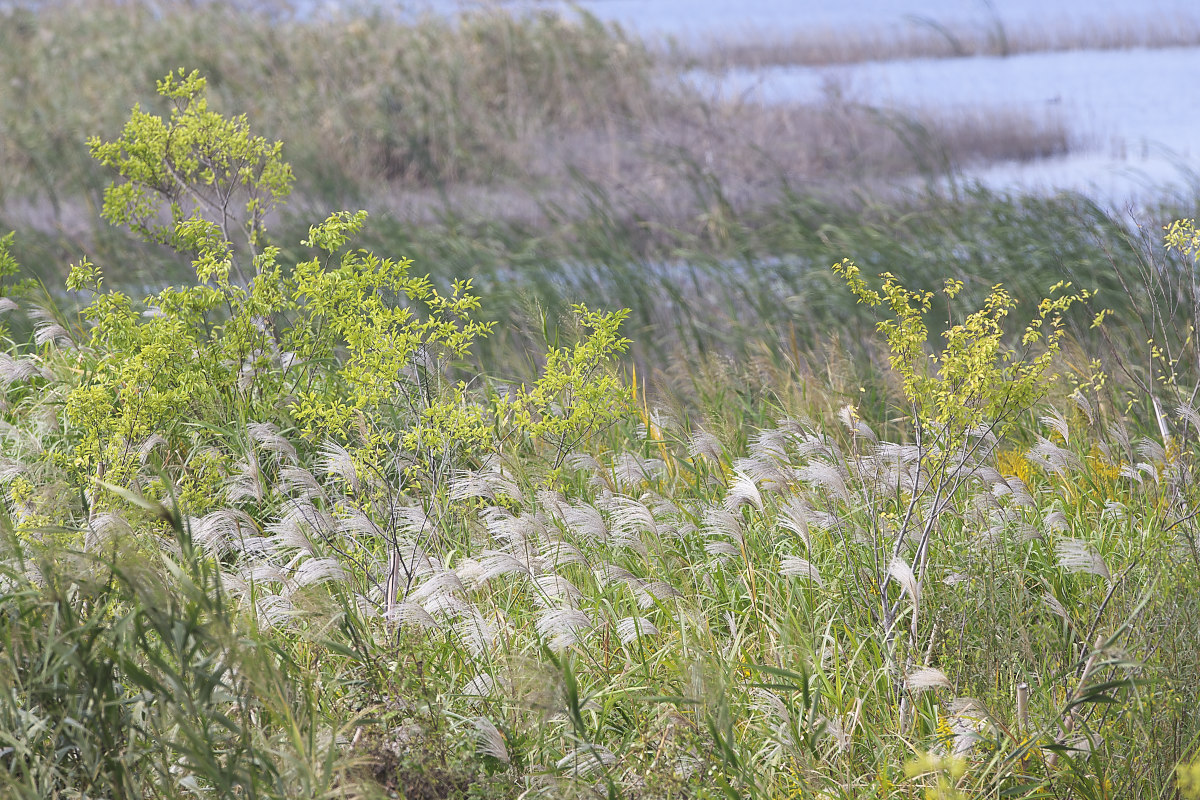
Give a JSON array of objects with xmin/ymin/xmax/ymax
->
[{"xmin": 0, "ymin": 74, "xmax": 1199, "ymax": 800}]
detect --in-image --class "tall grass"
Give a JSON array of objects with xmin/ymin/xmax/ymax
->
[
  {"xmin": 3, "ymin": 294, "xmax": 1199, "ymax": 797},
  {"xmin": 2, "ymin": 14, "xmax": 1200, "ymax": 799},
  {"xmin": 0, "ymin": 0, "xmax": 1071, "ymax": 241}
]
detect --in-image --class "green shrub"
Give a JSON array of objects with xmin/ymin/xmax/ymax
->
[{"xmin": 6, "ymin": 70, "xmax": 628, "ymax": 520}]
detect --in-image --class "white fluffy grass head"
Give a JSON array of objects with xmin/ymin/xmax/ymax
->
[
  {"xmin": 535, "ymin": 607, "xmax": 593, "ymax": 652},
  {"xmin": 472, "ymin": 717, "xmax": 510, "ymax": 763},
  {"xmin": 779, "ymin": 555, "xmax": 823, "ymax": 588},
  {"xmin": 1055, "ymin": 538, "xmax": 1111, "ymax": 582}
]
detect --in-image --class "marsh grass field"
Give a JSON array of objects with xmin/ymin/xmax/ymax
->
[{"xmin": 2, "ymin": 2, "xmax": 1200, "ymax": 798}]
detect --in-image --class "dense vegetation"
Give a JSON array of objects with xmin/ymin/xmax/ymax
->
[{"xmin": 3, "ymin": 4, "xmax": 1200, "ymax": 798}]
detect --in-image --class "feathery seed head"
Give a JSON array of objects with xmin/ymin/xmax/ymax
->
[
  {"xmin": 535, "ymin": 607, "xmax": 593, "ymax": 651},
  {"xmin": 779, "ymin": 555, "xmax": 824, "ymax": 587}
]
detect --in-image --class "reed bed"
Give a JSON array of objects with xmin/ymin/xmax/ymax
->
[
  {"xmin": 0, "ymin": 0, "xmax": 1071, "ymax": 244},
  {"xmin": 677, "ymin": 12, "xmax": 1200, "ymax": 70}
]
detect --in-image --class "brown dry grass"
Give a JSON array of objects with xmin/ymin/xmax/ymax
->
[{"xmin": 677, "ymin": 13, "xmax": 1200, "ymax": 70}]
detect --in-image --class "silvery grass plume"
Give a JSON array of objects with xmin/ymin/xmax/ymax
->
[
  {"xmin": 854, "ymin": 441, "xmax": 922, "ymax": 494},
  {"xmin": 550, "ymin": 498, "xmax": 608, "ymax": 544},
  {"xmin": 336, "ymin": 506, "xmax": 384, "ymax": 549},
  {"xmin": 285, "ymin": 554, "xmax": 348, "ymax": 592},
  {"xmin": 793, "ymin": 429, "xmax": 841, "ymax": 462},
  {"xmin": 751, "ymin": 688, "xmax": 795, "ymax": 761},
  {"xmin": 687, "ymin": 429, "xmax": 724, "ymax": 465},
  {"xmin": 750, "ymin": 426, "xmax": 795, "ymax": 461},
  {"xmin": 634, "ymin": 580, "xmax": 681, "ymax": 609},
  {"xmin": 775, "ymin": 416, "xmax": 816, "ymax": 437},
  {"xmin": 732, "ymin": 454, "xmax": 793, "ymax": 493},
  {"xmin": 265, "ymin": 501, "xmax": 327, "ymax": 554},
  {"xmin": 905, "ymin": 666, "xmax": 952, "ymax": 694},
  {"xmin": 1042, "ymin": 590, "xmax": 1072, "ymax": 625},
  {"xmin": 484, "ymin": 506, "xmax": 547, "ymax": 552},
  {"xmin": 888, "ymin": 556, "xmax": 920, "ymax": 609},
  {"xmin": 797, "ymin": 461, "xmax": 850, "ymax": 504},
  {"xmin": 723, "ymin": 469, "xmax": 764, "ymax": 513},
  {"xmin": 315, "ymin": 439, "xmax": 360, "ymax": 493},
  {"xmin": 610, "ymin": 451, "xmax": 665, "ymax": 489},
  {"xmin": 1117, "ymin": 462, "xmax": 1150, "ymax": 484},
  {"xmin": 1138, "ymin": 437, "xmax": 1167, "ymax": 465},
  {"xmin": 388, "ymin": 502, "xmax": 440, "ymax": 557},
  {"xmin": 472, "ymin": 717, "xmax": 510, "ymax": 764},
  {"xmin": 451, "ymin": 458, "xmax": 523, "ymax": 504},
  {"xmin": 637, "ymin": 407, "xmax": 676, "ymax": 441},
  {"xmin": 27, "ymin": 304, "xmax": 74, "ymax": 349},
  {"xmin": 0, "ymin": 456, "xmax": 25, "ymax": 484},
  {"xmin": 1102, "ymin": 500, "xmax": 1128, "ymax": 520},
  {"xmin": 481, "ymin": 509, "xmax": 546, "ymax": 576},
  {"xmin": 965, "ymin": 424, "xmax": 1000, "ymax": 449},
  {"xmin": 278, "ymin": 465, "xmax": 329, "ymax": 503},
  {"xmin": 984, "ymin": 509, "xmax": 1042, "ymax": 545},
  {"xmin": 1072, "ymin": 390, "xmax": 1096, "ymax": 425},
  {"xmin": 225, "ymin": 455, "xmax": 264, "ymax": 505},
  {"xmin": 1177, "ymin": 402, "xmax": 1200, "ymax": 434},
  {"xmin": 537, "ymin": 530, "xmax": 588, "ymax": 570},
  {"xmin": 702, "ymin": 506, "xmax": 744, "ymax": 561},
  {"xmin": 779, "ymin": 554, "xmax": 824, "ymax": 588},
  {"xmin": 992, "ymin": 474, "xmax": 1036, "ymax": 508},
  {"xmin": 776, "ymin": 497, "xmax": 813, "ymax": 549},
  {"xmin": 29, "ymin": 386, "xmax": 65, "ymax": 436},
  {"xmin": 821, "ymin": 699, "xmax": 862, "ymax": 754},
  {"xmin": 535, "ymin": 487, "xmax": 567, "ymax": 518},
  {"xmin": 0, "ymin": 353, "xmax": 47, "ymax": 388},
  {"xmin": 455, "ymin": 606, "xmax": 501, "ymax": 658},
  {"xmin": 1105, "ymin": 420, "xmax": 1134, "ymax": 463},
  {"xmin": 386, "ymin": 601, "xmax": 439, "ymax": 629},
  {"xmin": 616, "ymin": 616, "xmax": 658, "ymax": 645},
  {"xmin": 838, "ymin": 404, "xmax": 877, "ymax": 441},
  {"xmin": 189, "ymin": 508, "xmax": 259, "ymax": 557},
  {"xmin": 940, "ymin": 698, "xmax": 997, "ymax": 756},
  {"xmin": 594, "ymin": 562, "xmax": 641, "ymax": 592},
  {"xmin": 410, "ymin": 589, "xmax": 471, "ymax": 623},
  {"xmin": 254, "ymin": 592, "xmax": 298, "ymax": 629},
  {"xmin": 84, "ymin": 510, "xmax": 133, "ymax": 551},
  {"xmin": 556, "ymin": 744, "xmax": 616, "ymax": 777},
  {"xmin": 602, "ymin": 495, "xmax": 659, "ymax": 555},
  {"xmin": 777, "ymin": 494, "xmax": 835, "ymax": 532},
  {"xmin": 535, "ymin": 607, "xmax": 593, "ymax": 652},
  {"xmin": 244, "ymin": 421, "xmax": 298, "ymax": 463},
  {"xmin": 406, "ymin": 568, "xmax": 465, "ymax": 608},
  {"xmin": 944, "ymin": 454, "xmax": 992, "ymax": 484},
  {"xmin": 563, "ymin": 451, "xmax": 604, "ymax": 487},
  {"xmin": 1055, "ymin": 538, "xmax": 1111, "ymax": 582},
  {"xmin": 135, "ymin": 433, "xmax": 168, "ymax": 467},
  {"xmin": 1043, "ymin": 509, "xmax": 1069, "ymax": 533},
  {"xmin": 473, "ymin": 550, "xmax": 534, "ymax": 584},
  {"xmin": 596, "ymin": 563, "xmax": 671, "ymax": 609},
  {"xmin": 532, "ymin": 573, "xmax": 583, "ymax": 608},
  {"xmin": 1040, "ymin": 408, "xmax": 1071, "ymax": 444},
  {"xmin": 0, "ymin": 297, "xmax": 16, "ymax": 315},
  {"xmin": 642, "ymin": 492, "xmax": 686, "ymax": 537},
  {"xmin": 461, "ymin": 672, "xmax": 503, "ymax": 707}
]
